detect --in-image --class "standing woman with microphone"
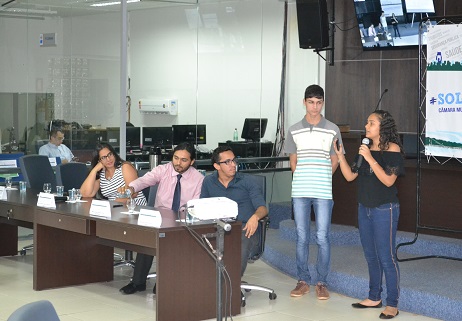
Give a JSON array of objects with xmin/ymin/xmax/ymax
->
[{"xmin": 334, "ymin": 110, "xmax": 404, "ymax": 320}]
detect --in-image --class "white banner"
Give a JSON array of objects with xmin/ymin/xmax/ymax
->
[{"xmin": 426, "ymin": 24, "xmax": 462, "ymax": 158}]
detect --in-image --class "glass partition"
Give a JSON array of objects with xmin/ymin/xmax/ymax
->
[{"xmin": 0, "ymin": 0, "xmax": 312, "ymax": 163}]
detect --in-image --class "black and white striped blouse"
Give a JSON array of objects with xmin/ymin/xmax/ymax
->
[{"xmin": 100, "ymin": 166, "xmax": 147, "ymax": 205}]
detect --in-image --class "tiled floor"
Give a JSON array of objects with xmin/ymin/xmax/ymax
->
[{"xmin": 0, "ymin": 238, "xmax": 440, "ymax": 321}]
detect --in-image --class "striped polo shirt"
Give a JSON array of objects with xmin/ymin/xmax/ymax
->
[{"xmin": 285, "ymin": 116, "xmax": 342, "ymax": 199}]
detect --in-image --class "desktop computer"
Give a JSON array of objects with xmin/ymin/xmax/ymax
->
[{"xmin": 218, "ymin": 141, "xmax": 273, "ymax": 158}]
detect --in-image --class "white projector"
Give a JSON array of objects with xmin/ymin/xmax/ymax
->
[{"xmin": 187, "ymin": 197, "xmax": 238, "ymax": 220}]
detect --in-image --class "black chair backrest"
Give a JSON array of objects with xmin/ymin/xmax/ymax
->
[
  {"xmin": 250, "ymin": 174, "xmax": 266, "ymax": 202},
  {"xmin": 18, "ymin": 155, "xmax": 57, "ymax": 191},
  {"xmin": 55, "ymin": 162, "xmax": 89, "ymax": 191},
  {"xmin": 146, "ymin": 185, "xmax": 158, "ymax": 207}
]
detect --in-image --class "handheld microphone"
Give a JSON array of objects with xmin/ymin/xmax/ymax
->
[
  {"xmin": 351, "ymin": 138, "xmax": 370, "ymax": 173},
  {"xmin": 375, "ymin": 89, "xmax": 388, "ymax": 111}
]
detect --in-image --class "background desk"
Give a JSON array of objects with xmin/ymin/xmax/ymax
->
[{"xmin": 0, "ymin": 190, "xmax": 241, "ymax": 321}]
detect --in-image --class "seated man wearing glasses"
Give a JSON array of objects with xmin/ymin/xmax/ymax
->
[
  {"xmin": 200, "ymin": 146, "xmax": 268, "ymax": 277},
  {"xmin": 38, "ymin": 128, "xmax": 74, "ymax": 164}
]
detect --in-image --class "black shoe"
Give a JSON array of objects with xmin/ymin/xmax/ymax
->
[
  {"xmin": 119, "ymin": 282, "xmax": 146, "ymax": 295},
  {"xmin": 352, "ymin": 301, "xmax": 382, "ymax": 309},
  {"xmin": 379, "ymin": 311, "xmax": 399, "ymax": 319}
]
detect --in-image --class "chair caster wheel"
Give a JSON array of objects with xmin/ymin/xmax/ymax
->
[{"xmin": 269, "ymin": 292, "xmax": 277, "ymax": 300}]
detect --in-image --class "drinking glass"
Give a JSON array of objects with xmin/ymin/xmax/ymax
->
[
  {"xmin": 75, "ymin": 189, "xmax": 81, "ymax": 201},
  {"xmin": 56, "ymin": 186, "xmax": 64, "ymax": 196},
  {"xmin": 19, "ymin": 181, "xmax": 27, "ymax": 192},
  {"xmin": 68, "ymin": 189, "xmax": 76, "ymax": 202},
  {"xmin": 5, "ymin": 177, "xmax": 12, "ymax": 189},
  {"xmin": 126, "ymin": 198, "xmax": 136, "ymax": 214},
  {"xmin": 43, "ymin": 183, "xmax": 52, "ymax": 193}
]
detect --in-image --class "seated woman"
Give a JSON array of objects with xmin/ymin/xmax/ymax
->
[{"xmin": 80, "ymin": 143, "xmax": 147, "ymax": 206}]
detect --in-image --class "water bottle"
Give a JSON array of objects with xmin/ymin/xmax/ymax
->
[
  {"xmin": 233, "ymin": 128, "xmax": 238, "ymax": 141},
  {"xmin": 149, "ymin": 147, "xmax": 162, "ymax": 169}
]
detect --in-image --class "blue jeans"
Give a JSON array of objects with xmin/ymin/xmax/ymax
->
[
  {"xmin": 293, "ymin": 197, "xmax": 333, "ymax": 285},
  {"xmin": 358, "ymin": 202, "xmax": 400, "ymax": 307}
]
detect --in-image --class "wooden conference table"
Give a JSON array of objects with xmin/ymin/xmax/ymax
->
[{"xmin": 0, "ymin": 189, "xmax": 241, "ymax": 321}]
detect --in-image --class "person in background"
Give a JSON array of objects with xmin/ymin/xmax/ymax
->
[
  {"xmin": 200, "ymin": 146, "xmax": 268, "ymax": 278},
  {"xmin": 118, "ymin": 142, "xmax": 204, "ymax": 295},
  {"xmin": 368, "ymin": 23, "xmax": 377, "ymax": 37},
  {"xmin": 380, "ymin": 11, "xmax": 388, "ymax": 34},
  {"xmin": 334, "ymin": 110, "xmax": 404, "ymax": 319},
  {"xmin": 284, "ymin": 84, "xmax": 342, "ymax": 300},
  {"xmin": 391, "ymin": 13, "xmax": 401, "ymax": 39},
  {"xmin": 39, "ymin": 128, "xmax": 75, "ymax": 163},
  {"xmin": 80, "ymin": 142, "xmax": 146, "ymax": 205}
]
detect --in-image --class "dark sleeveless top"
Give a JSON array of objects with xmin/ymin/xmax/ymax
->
[{"xmin": 357, "ymin": 151, "xmax": 404, "ymax": 208}]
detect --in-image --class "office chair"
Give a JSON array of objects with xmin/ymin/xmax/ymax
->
[
  {"xmin": 240, "ymin": 175, "xmax": 277, "ymax": 307},
  {"xmin": 18, "ymin": 155, "xmax": 57, "ymax": 255},
  {"xmin": 19, "ymin": 155, "xmax": 57, "ymax": 191},
  {"xmin": 55, "ymin": 162, "xmax": 88, "ymax": 191},
  {"xmin": 7, "ymin": 300, "xmax": 60, "ymax": 321}
]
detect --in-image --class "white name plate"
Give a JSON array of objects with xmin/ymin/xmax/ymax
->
[
  {"xmin": 37, "ymin": 192, "xmax": 56, "ymax": 209},
  {"xmin": 89, "ymin": 200, "xmax": 111, "ymax": 218},
  {"xmin": 0, "ymin": 186, "xmax": 6, "ymax": 200},
  {"xmin": 138, "ymin": 209, "xmax": 162, "ymax": 227}
]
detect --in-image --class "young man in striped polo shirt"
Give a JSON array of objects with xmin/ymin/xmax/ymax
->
[{"xmin": 284, "ymin": 84, "xmax": 343, "ymax": 300}]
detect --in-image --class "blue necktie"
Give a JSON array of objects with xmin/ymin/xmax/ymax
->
[{"xmin": 171, "ymin": 174, "xmax": 182, "ymax": 212}]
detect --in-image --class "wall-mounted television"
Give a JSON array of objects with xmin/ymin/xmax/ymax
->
[
  {"xmin": 142, "ymin": 127, "xmax": 172, "ymax": 149},
  {"xmin": 241, "ymin": 118, "xmax": 267, "ymax": 142},
  {"xmin": 172, "ymin": 125, "xmax": 206, "ymax": 145},
  {"xmin": 353, "ymin": 0, "xmax": 435, "ymax": 50}
]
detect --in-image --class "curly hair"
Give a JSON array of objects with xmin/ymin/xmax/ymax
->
[{"xmin": 373, "ymin": 110, "xmax": 404, "ymax": 154}]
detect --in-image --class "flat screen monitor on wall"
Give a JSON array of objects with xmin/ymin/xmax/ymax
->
[
  {"xmin": 142, "ymin": 127, "xmax": 172, "ymax": 149},
  {"xmin": 241, "ymin": 118, "xmax": 267, "ymax": 142},
  {"xmin": 353, "ymin": 0, "xmax": 435, "ymax": 51},
  {"xmin": 172, "ymin": 125, "xmax": 206, "ymax": 145}
]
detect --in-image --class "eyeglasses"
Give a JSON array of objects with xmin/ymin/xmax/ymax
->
[
  {"xmin": 99, "ymin": 152, "xmax": 114, "ymax": 162},
  {"xmin": 217, "ymin": 158, "xmax": 237, "ymax": 166},
  {"xmin": 54, "ymin": 136, "xmax": 65, "ymax": 141}
]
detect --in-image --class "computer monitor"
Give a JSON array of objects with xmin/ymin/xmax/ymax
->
[
  {"xmin": 241, "ymin": 118, "xmax": 267, "ymax": 142},
  {"xmin": 142, "ymin": 127, "xmax": 173, "ymax": 149},
  {"xmin": 126, "ymin": 127, "xmax": 141, "ymax": 149},
  {"xmin": 172, "ymin": 124, "xmax": 206, "ymax": 145},
  {"xmin": 106, "ymin": 127, "xmax": 120, "ymax": 148}
]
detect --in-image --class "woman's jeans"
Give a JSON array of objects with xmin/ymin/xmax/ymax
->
[
  {"xmin": 293, "ymin": 197, "xmax": 333, "ymax": 285},
  {"xmin": 358, "ymin": 202, "xmax": 400, "ymax": 307}
]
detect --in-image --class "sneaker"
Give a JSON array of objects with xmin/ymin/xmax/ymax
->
[
  {"xmin": 290, "ymin": 281, "xmax": 309, "ymax": 297},
  {"xmin": 315, "ymin": 282, "xmax": 330, "ymax": 300}
]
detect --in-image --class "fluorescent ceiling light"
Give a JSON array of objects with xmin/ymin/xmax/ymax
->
[
  {"xmin": 91, "ymin": 0, "xmax": 140, "ymax": 7},
  {"xmin": 1, "ymin": 8, "xmax": 57, "ymax": 15}
]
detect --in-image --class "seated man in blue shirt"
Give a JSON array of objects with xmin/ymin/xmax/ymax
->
[
  {"xmin": 39, "ymin": 128, "xmax": 74, "ymax": 164},
  {"xmin": 200, "ymin": 146, "xmax": 268, "ymax": 276}
]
